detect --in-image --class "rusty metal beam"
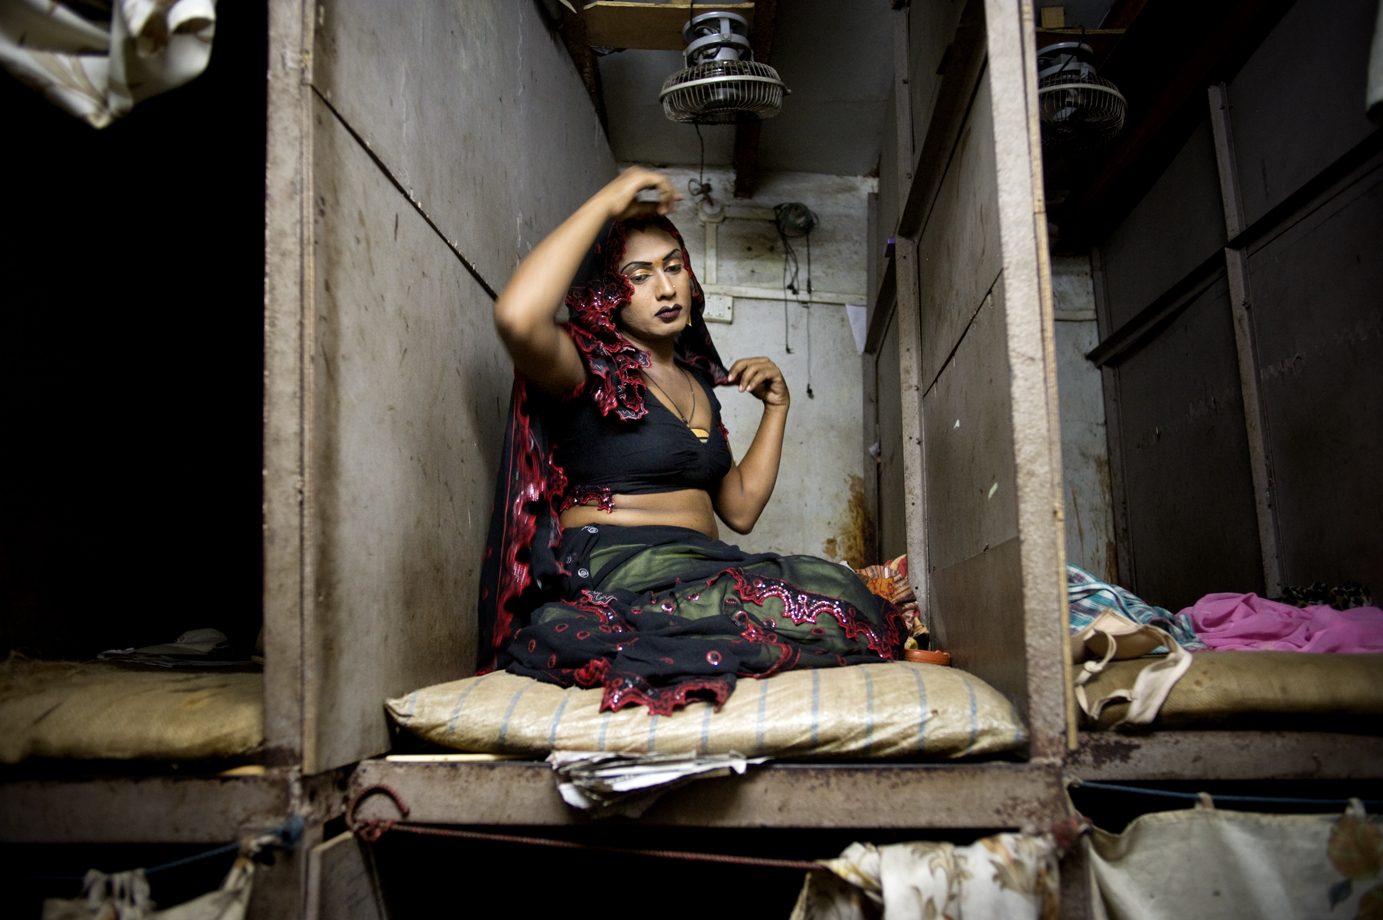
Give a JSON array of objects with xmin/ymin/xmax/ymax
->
[
  {"xmin": 732, "ymin": 0, "xmax": 778, "ymax": 198},
  {"xmin": 0, "ymin": 773, "xmax": 293, "ymax": 844},
  {"xmin": 1068, "ymin": 732, "xmax": 1383, "ymax": 782},
  {"xmin": 351, "ymin": 759, "xmax": 1068, "ymax": 829}
]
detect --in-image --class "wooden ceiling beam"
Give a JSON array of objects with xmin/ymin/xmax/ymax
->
[
  {"xmin": 582, "ymin": 2, "xmax": 756, "ymax": 52},
  {"xmin": 732, "ymin": 0, "xmax": 778, "ymax": 198}
]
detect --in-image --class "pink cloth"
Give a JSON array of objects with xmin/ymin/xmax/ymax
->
[{"xmin": 1184, "ymin": 593, "xmax": 1383, "ymax": 653}]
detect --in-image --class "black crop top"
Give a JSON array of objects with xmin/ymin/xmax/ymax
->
[{"xmin": 550, "ymin": 368, "xmax": 734, "ymax": 499}]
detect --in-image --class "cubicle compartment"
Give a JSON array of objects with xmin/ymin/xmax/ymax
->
[
  {"xmin": 264, "ymin": 0, "xmax": 618, "ymax": 777},
  {"xmin": 1093, "ymin": 0, "xmax": 1383, "ymax": 611},
  {"xmin": 867, "ymin": 0, "xmax": 1070, "ymax": 762}
]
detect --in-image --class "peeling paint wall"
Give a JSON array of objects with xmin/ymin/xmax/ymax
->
[
  {"xmin": 648, "ymin": 167, "xmax": 875, "ymax": 566},
  {"xmin": 1052, "ymin": 255, "xmax": 1117, "ymax": 581}
]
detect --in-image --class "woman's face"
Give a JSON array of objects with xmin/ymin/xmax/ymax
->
[{"xmin": 616, "ymin": 227, "xmax": 692, "ymax": 346}]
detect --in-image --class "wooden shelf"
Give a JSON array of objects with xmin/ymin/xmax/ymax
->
[{"xmin": 581, "ymin": 2, "xmax": 756, "ymax": 52}]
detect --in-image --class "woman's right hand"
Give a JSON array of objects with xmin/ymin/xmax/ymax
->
[
  {"xmin": 493, "ymin": 167, "xmax": 679, "ymax": 397},
  {"xmin": 596, "ymin": 167, "xmax": 682, "ymax": 222}
]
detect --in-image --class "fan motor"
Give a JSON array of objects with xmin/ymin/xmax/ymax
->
[
  {"xmin": 1037, "ymin": 42, "xmax": 1127, "ymax": 151},
  {"xmin": 660, "ymin": 11, "xmax": 787, "ymax": 125}
]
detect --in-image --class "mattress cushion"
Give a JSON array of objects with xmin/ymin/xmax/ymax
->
[
  {"xmin": 387, "ymin": 661, "xmax": 1028, "ymax": 760},
  {"xmin": 0, "ymin": 659, "xmax": 263, "ymax": 764},
  {"xmin": 1081, "ymin": 650, "xmax": 1383, "ymax": 731}
]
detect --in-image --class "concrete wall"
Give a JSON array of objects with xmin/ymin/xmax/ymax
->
[
  {"xmin": 1052, "ymin": 256, "xmax": 1116, "ymax": 581},
  {"xmin": 649, "ymin": 167, "xmax": 875, "ymax": 566}
]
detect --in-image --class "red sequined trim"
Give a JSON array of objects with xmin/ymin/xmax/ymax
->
[
  {"xmin": 724, "ymin": 569, "xmax": 903, "ymax": 659},
  {"xmin": 559, "ymin": 485, "xmax": 616, "ymax": 513},
  {"xmin": 574, "ymin": 657, "xmax": 611, "ymax": 688},
  {"xmin": 600, "ymin": 674, "xmax": 733, "ymax": 716}
]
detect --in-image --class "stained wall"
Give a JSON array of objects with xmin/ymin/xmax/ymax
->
[
  {"xmin": 295, "ymin": 0, "xmax": 617, "ymax": 771},
  {"xmin": 651, "ymin": 167, "xmax": 876, "ymax": 566}
]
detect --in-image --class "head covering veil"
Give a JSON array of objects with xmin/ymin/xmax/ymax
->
[{"xmin": 477, "ymin": 216, "xmax": 730, "ymax": 673}]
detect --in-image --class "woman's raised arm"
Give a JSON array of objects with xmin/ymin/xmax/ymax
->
[
  {"xmin": 713, "ymin": 357, "xmax": 791, "ymax": 534},
  {"xmin": 493, "ymin": 168, "xmax": 681, "ymax": 395}
]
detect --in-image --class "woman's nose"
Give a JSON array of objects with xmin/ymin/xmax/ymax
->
[{"xmin": 654, "ymin": 270, "xmax": 676, "ymax": 298}]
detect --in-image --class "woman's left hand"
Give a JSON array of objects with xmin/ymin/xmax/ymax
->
[{"xmin": 728, "ymin": 357, "xmax": 790, "ymax": 409}]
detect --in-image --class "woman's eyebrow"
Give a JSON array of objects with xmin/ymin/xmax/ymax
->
[{"xmin": 619, "ymin": 250, "xmax": 681, "ymax": 273}]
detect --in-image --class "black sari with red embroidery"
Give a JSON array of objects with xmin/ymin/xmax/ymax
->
[{"xmin": 476, "ymin": 217, "xmax": 905, "ymax": 716}]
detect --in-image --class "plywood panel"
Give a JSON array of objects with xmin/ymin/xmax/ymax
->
[
  {"xmin": 1227, "ymin": 0, "xmax": 1380, "ymax": 228},
  {"xmin": 1247, "ymin": 163, "xmax": 1383, "ymax": 593},
  {"xmin": 312, "ymin": 0, "xmax": 616, "ymax": 293},
  {"xmin": 263, "ymin": 0, "xmax": 311, "ymax": 767},
  {"xmin": 1099, "ymin": 117, "xmax": 1227, "ymax": 330},
  {"xmin": 977, "ymin": 0, "xmax": 1068, "ymax": 758},
  {"xmin": 915, "ymin": 73, "xmax": 1002, "ymax": 391},
  {"xmin": 306, "ymin": 100, "xmax": 511, "ymax": 773},
  {"xmin": 876, "ymin": 308, "xmax": 906, "ymax": 561},
  {"xmin": 907, "ymin": 0, "xmax": 968, "ymax": 156},
  {"xmin": 923, "ymin": 292, "xmax": 1019, "ymax": 572},
  {"xmin": 1114, "ymin": 275, "xmax": 1263, "ymax": 609},
  {"xmin": 307, "ymin": 832, "xmax": 386, "ymax": 920},
  {"xmin": 879, "ymin": 79, "xmax": 900, "ymax": 240},
  {"xmin": 930, "ymin": 536, "xmax": 1027, "ymax": 708}
]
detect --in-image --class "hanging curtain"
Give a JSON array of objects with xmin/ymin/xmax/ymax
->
[{"xmin": 0, "ymin": 0, "xmax": 216, "ymax": 129}]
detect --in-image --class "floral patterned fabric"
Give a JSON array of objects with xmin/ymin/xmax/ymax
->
[
  {"xmin": 1087, "ymin": 799, "xmax": 1383, "ymax": 920},
  {"xmin": 0, "ymin": 0, "xmax": 216, "ymax": 129},
  {"xmin": 792, "ymin": 834, "xmax": 1061, "ymax": 920}
]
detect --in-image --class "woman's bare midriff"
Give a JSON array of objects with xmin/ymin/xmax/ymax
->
[{"xmin": 559, "ymin": 488, "xmax": 720, "ymax": 541}]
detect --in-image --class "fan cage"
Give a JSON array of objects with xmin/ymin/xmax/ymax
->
[
  {"xmin": 660, "ymin": 59, "xmax": 786, "ymax": 124},
  {"xmin": 1037, "ymin": 71, "xmax": 1127, "ymax": 150}
]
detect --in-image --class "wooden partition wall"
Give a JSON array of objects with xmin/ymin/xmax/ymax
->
[
  {"xmin": 865, "ymin": 0, "xmax": 1072, "ymax": 759},
  {"xmin": 264, "ymin": 0, "xmax": 616, "ymax": 777}
]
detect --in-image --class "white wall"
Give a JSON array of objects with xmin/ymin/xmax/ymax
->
[
  {"xmin": 1052, "ymin": 255, "xmax": 1117, "ymax": 581},
  {"xmin": 649, "ymin": 167, "xmax": 875, "ymax": 565}
]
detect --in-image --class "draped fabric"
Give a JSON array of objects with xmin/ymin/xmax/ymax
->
[
  {"xmin": 0, "ymin": 0, "xmax": 216, "ymax": 129},
  {"xmin": 505, "ymin": 524, "xmax": 907, "ymax": 715},
  {"xmin": 476, "ymin": 217, "xmax": 905, "ymax": 713}
]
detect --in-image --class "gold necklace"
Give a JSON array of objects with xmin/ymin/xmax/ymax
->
[{"xmin": 643, "ymin": 365, "xmax": 696, "ymax": 426}]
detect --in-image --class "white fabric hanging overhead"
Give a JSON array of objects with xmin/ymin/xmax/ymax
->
[{"xmin": 0, "ymin": 0, "xmax": 216, "ymax": 129}]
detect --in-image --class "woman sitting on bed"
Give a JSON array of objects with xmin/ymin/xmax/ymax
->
[{"xmin": 478, "ymin": 167, "xmax": 905, "ymax": 715}]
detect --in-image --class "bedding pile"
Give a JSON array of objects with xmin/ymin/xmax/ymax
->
[
  {"xmin": 0, "ymin": 657, "xmax": 262, "ymax": 764},
  {"xmin": 387, "ymin": 660, "xmax": 1027, "ymax": 760}
]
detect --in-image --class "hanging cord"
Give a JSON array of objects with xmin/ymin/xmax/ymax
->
[
  {"xmin": 1069, "ymin": 779, "xmax": 1383, "ymax": 808},
  {"xmin": 774, "ymin": 203, "xmax": 819, "ymax": 394},
  {"xmin": 346, "ymin": 784, "xmax": 823, "ymax": 871},
  {"xmin": 689, "ymin": 122, "xmax": 711, "ymax": 203},
  {"xmin": 6, "ymin": 816, "xmax": 304, "ymax": 884}
]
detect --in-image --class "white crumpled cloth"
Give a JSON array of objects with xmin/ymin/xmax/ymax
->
[
  {"xmin": 0, "ymin": 0, "xmax": 216, "ymax": 128},
  {"xmin": 41, "ymin": 858, "xmax": 252, "ymax": 920},
  {"xmin": 792, "ymin": 834, "xmax": 1061, "ymax": 920}
]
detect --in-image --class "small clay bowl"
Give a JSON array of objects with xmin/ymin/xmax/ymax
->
[{"xmin": 903, "ymin": 648, "xmax": 951, "ymax": 666}]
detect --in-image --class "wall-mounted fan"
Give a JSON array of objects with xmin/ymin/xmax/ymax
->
[
  {"xmin": 659, "ymin": 11, "xmax": 787, "ymax": 124},
  {"xmin": 1037, "ymin": 42, "xmax": 1126, "ymax": 150}
]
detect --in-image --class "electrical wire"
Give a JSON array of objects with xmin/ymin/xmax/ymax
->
[{"xmin": 1071, "ymin": 780, "xmax": 1383, "ymax": 808}]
